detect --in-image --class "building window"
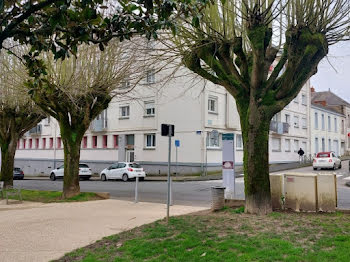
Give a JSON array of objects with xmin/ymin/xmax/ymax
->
[
  {"xmin": 328, "ymin": 116, "xmax": 331, "ymax": 131},
  {"xmin": 329, "ymin": 138, "xmax": 332, "ymax": 151},
  {"xmin": 314, "ymin": 112, "xmax": 318, "ymax": 129},
  {"xmin": 35, "ymin": 138, "xmax": 39, "ymax": 149},
  {"xmin": 144, "ymin": 101, "xmax": 155, "ymax": 116},
  {"xmin": 42, "ymin": 138, "xmax": 46, "ymax": 149},
  {"xmin": 126, "ymin": 134, "xmax": 135, "ymax": 146},
  {"xmin": 272, "ymin": 137, "xmax": 281, "ymax": 152},
  {"xmin": 29, "ymin": 139, "xmax": 32, "ymax": 149},
  {"xmin": 342, "ymin": 119, "xmax": 345, "ymax": 134},
  {"xmin": 207, "ymin": 131, "xmax": 220, "ymax": 148},
  {"xmin": 82, "ymin": 136, "xmax": 87, "ymax": 148},
  {"xmin": 120, "ymin": 78, "xmax": 131, "ymax": 89},
  {"xmin": 293, "ymin": 95, "xmax": 299, "ymax": 103},
  {"xmin": 285, "ymin": 114, "xmax": 290, "ymax": 125},
  {"xmin": 113, "ymin": 135, "xmax": 119, "ymax": 148},
  {"xmin": 208, "ymin": 96, "xmax": 218, "ymax": 114},
  {"xmin": 321, "ymin": 138, "xmax": 325, "ymax": 152},
  {"xmin": 294, "ymin": 115, "xmax": 299, "ymax": 128},
  {"xmin": 57, "ymin": 137, "xmax": 61, "ymax": 149},
  {"xmin": 348, "ymin": 114, "xmax": 350, "ymax": 128},
  {"xmin": 236, "ymin": 134, "xmax": 243, "ymax": 150},
  {"xmin": 44, "ymin": 117, "xmax": 51, "ymax": 126},
  {"xmin": 301, "ymin": 117, "xmax": 307, "ymax": 129},
  {"xmin": 145, "ymin": 133, "xmax": 156, "ymax": 148},
  {"xmin": 301, "ymin": 94, "xmax": 307, "ymax": 105},
  {"xmin": 321, "ymin": 114, "xmax": 325, "ymax": 130},
  {"xmin": 294, "ymin": 139, "xmax": 299, "ymax": 152},
  {"xmin": 334, "ymin": 117, "xmax": 337, "ymax": 132},
  {"xmin": 315, "ymin": 137, "xmax": 319, "ymax": 153},
  {"xmin": 302, "ymin": 141, "xmax": 307, "ymax": 152},
  {"xmin": 49, "ymin": 138, "xmax": 53, "ymax": 149},
  {"xmin": 103, "ymin": 135, "xmax": 108, "ymax": 148},
  {"xmin": 120, "ymin": 105, "xmax": 130, "ymax": 118},
  {"xmin": 92, "ymin": 136, "xmax": 97, "ymax": 148},
  {"xmin": 146, "ymin": 69, "xmax": 155, "ymax": 84},
  {"xmin": 23, "ymin": 139, "xmax": 26, "ymax": 149},
  {"xmin": 285, "ymin": 139, "xmax": 291, "ymax": 152}
]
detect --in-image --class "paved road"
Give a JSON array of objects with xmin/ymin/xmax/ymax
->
[{"xmin": 15, "ymin": 162, "xmax": 350, "ymax": 208}]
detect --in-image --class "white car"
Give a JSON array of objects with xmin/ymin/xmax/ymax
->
[
  {"xmin": 50, "ymin": 163, "xmax": 92, "ymax": 181},
  {"xmin": 313, "ymin": 151, "xmax": 342, "ymax": 170},
  {"xmin": 100, "ymin": 162, "xmax": 146, "ymax": 182}
]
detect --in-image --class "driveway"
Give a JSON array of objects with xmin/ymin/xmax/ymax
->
[{"xmin": 0, "ymin": 199, "xmax": 206, "ymax": 262}]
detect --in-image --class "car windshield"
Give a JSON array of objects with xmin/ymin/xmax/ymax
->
[
  {"xmin": 14, "ymin": 168, "xmax": 21, "ymax": 171},
  {"xmin": 129, "ymin": 163, "xmax": 141, "ymax": 168},
  {"xmin": 317, "ymin": 153, "xmax": 330, "ymax": 158},
  {"xmin": 79, "ymin": 164, "xmax": 89, "ymax": 168}
]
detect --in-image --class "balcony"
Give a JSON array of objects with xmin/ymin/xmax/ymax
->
[
  {"xmin": 90, "ymin": 118, "xmax": 107, "ymax": 132},
  {"xmin": 29, "ymin": 124, "xmax": 42, "ymax": 135},
  {"xmin": 270, "ymin": 121, "xmax": 289, "ymax": 134}
]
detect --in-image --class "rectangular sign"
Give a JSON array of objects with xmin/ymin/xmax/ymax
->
[
  {"xmin": 161, "ymin": 124, "xmax": 175, "ymax": 136},
  {"xmin": 175, "ymin": 140, "xmax": 180, "ymax": 147},
  {"xmin": 222, "ymin": 133, "xmax": 235, "ymax": 199}
]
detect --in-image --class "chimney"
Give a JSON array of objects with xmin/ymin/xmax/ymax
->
[{"xmin": 310, "ymin": 87, "xmax": 315, "ymax": 93}]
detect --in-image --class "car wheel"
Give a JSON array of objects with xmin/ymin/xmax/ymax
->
[
  {"xmin": 122, "ymin": 174, "xmax": 128, "ymax": 182},
  {"xmin": 313, "ymin": 167, "xmax": 317, "ymax": 171},
  {"xmin": 101, "ymin": 174, "xmax": 107, "ymax": 181},
  {"xmin": 50, "ymin": 173, "xmax": 56, "ymax": 181},
  {"xmin": 139, "ymin": 177, "xmax": 145, "ymax": 181},
  {"xmin": 339, "ymin": 163, "xmax": 342, "ymax": 169},
  {"xmin": 333, "ymin": 164, "xmax": 336, "ymax": 170}
]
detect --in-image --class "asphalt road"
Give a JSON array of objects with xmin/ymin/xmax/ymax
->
[{"xmin": 14, "ymin": 162, "xmax": 350, "ymax": 209}]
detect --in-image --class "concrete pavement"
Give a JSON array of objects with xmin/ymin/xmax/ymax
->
[{"xmin": 0, "ymin": 199, "xmax": 206, "ymax": 262}]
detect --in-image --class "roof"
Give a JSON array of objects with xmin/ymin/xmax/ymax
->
[
  {"xmin": 311, "ymin": 91, "xmax": 350, "ymax": 107},
  {"xmin": 311, "ymin": 103, "xmax": 345, "ymax": 116}
]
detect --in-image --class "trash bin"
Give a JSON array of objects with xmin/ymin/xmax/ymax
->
[{"xmin": 211, "ymin": 186, "xmax": 226, "ymax": 211}]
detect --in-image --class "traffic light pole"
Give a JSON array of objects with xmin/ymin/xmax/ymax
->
[{"xmin": 166, "ymin": 126, "xmax": 172, "ymax": 223}]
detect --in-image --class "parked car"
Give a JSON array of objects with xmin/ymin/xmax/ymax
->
[
  {"xmin": 50, "ymin": 163, "xmax": 92, "ymax": 181},
  {"xmin": 13, "ymin": 167, "xmax": 24, "ymax": 180},
  {"xmin": 100, "ymin": 162, "xmax": 146, "ymax": 182},
  {"xmin": 313, "ymin": 152, "xmax": 341, "ymax": 170}
]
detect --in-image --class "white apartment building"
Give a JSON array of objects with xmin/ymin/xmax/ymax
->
[
  {"xmin": 310, "ymin": 104, "xmax": 346, "ymax": 156},
  {"xmin": 14, "ymin": 61, "xmax": 313, "ymax": 175}
]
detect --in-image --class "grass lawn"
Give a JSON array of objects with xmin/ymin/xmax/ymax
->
[
  {"xmin": 56, "ymin": 207, "xmax": 350, "ymax": 262},
  {"xmin": 6, "ymin": 189, "xmax": 104, "ymax": 203}
]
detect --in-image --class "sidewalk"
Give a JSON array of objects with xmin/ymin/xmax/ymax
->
[{"xmin": 0, "ymin": 199, "xmax": 206, "ymax": 262}]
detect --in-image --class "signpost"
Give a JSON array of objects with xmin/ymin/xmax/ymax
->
[
  {"xmin": 222, "ymin": 133, "xmax": 235, "ymax": 199},
  {"xmin": 161, "ymin": 124, "xmax": 175, "ymax": 223},
  {"xmin": 175, "ymin": 140, "xmax": 180, "ymax": 176}
]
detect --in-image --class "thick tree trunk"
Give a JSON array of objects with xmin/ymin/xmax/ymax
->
[
  {"xmin": 62, "ymin": 137, "xmax": 82, "ymax": 198},
  {"xmin": 241, "ymin": 109, "xmax": 272, "ymax": 215},
  {"xmin": 0, "ymin": 140, "xmax": 17, "ymax": 187}
]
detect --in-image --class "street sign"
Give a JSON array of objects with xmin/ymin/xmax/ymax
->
[
  {"xmin": 161, "ymin": 124, "xmax": 175, "ymax": 136},
  {"xmin": 175, "ymin": 140, "xmax": 180, "ymax": 147}
]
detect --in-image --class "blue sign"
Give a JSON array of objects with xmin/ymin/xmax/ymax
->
[{"xmin": 175, "ymin": 140, "xmax": 180, "ymax": 147}]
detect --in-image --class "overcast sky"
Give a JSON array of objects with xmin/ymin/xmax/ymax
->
[{"xmin": 311, "ymin": 42, "xmax": 350, "ymax": 102}]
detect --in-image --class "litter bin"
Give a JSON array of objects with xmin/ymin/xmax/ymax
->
[{"xmin": 211, "ymin": 186, "xmax": 226, "ymax": 211}]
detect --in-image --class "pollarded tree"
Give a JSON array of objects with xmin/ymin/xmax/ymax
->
[
  {"xmin": 25, "ymin": 40, "xmax": 146, "ymax": 198},
  {"xmin": 0, "ymin": 50, "xmax": 44, "ymax": 187},
  {"xmin": 168, "ymin": 0, "xmax": 350, "ymax": 214}
]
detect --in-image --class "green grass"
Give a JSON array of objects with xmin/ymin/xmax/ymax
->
[
  {"xmin": 6, "ymin": 189, "xmax": 103, "ymax": 203},
  {"xmin": 56, "ymin": 209, "xmax": 350, "ymax": 262}
]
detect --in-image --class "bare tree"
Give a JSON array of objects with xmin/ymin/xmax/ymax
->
[
  {"xmin": 0, "ymin": 49, "xmax": 44, "ymax": 187},
  {"xmin": 25, "ymin": 40, "xmax": 148, "ymax": 198},
  {"xmin": 163, "ymin": 0, "xmax": 350, "ymax": 214}
]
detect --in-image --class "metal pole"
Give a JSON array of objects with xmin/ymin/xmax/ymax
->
[
  {"xmin": 176, "ymin": 146, "xmax": 178, "ymax": 178},
  {"xmin": 53, "ymin": 122, "xmax": 57, "ymax": 169},
  {"xmin": 170, "ymin": 177, "xmax": 173, "ymax": 206},
  {"xmin": 134, "ymin": 176, "xmax": 139, "ymax": 203},
  {"xmin": 166, "ymin": 126, "xmax": 171, "ymax": 223}
]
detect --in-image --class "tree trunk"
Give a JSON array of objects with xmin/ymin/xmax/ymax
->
[
  {"xmin": 241, "ymin": 108, "xmax": 272, "ymax": 215},
  {"xmin": 0, "ymin": 140, "xmax": 17, "ymax": 187},
  {"xmin": 62, "ymin": 137, "xmax": 82, "ymax": 198}
]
